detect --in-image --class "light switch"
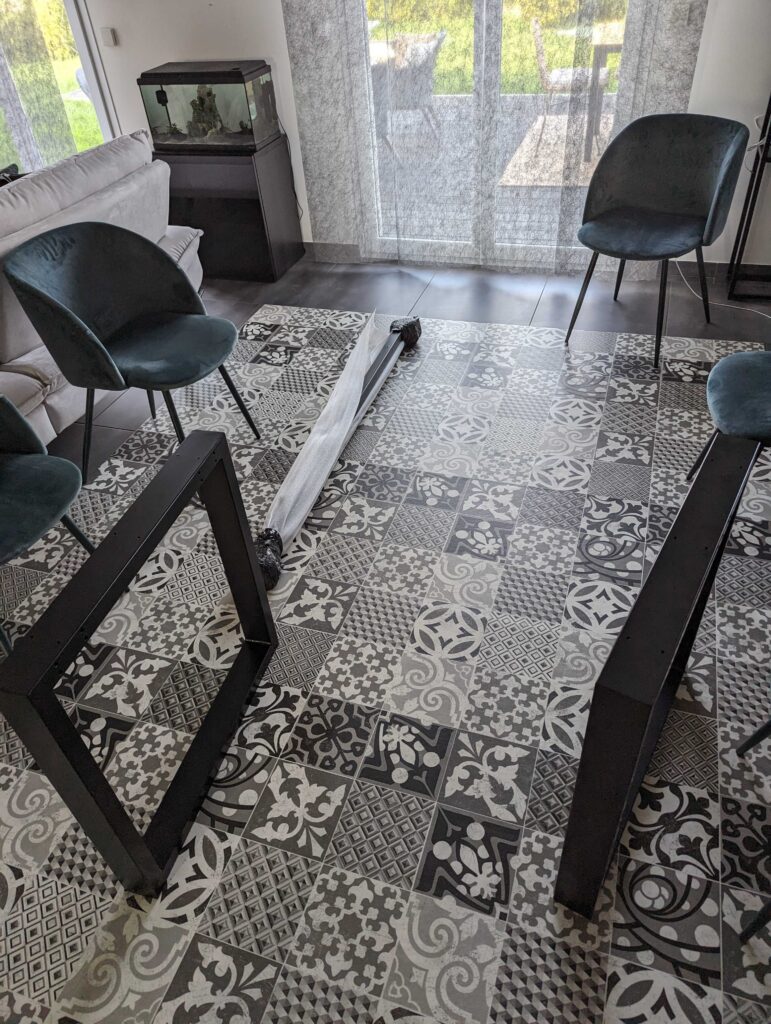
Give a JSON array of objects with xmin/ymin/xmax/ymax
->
[{"xmin": 100, "ymin": 27, "xmax": 118, "ymax": 47}]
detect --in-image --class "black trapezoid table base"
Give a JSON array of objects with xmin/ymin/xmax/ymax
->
[
  {"xmin": 0, "ymin": 430, "xmax": 277, "ymax": 895},
  {"xmin": 555, "ymin": 432, "xmax": 761, "ymax": 919}
]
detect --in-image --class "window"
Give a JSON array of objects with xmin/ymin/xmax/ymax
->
[{"xmin": 0, "ymin": 0, "xmax": 107, "ymax": 172}]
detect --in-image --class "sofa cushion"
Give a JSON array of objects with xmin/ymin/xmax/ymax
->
[
  {"xmin": 0, "ymin": 131, "xmax": 153, "ymax": 238},
  {"xmin": 1, "ymin": 346, "xmax": 65, "ymax": 392},
  {"xmin": 0, "ymin": 370, "xmax": 46, "ymax": 417},
  {"xmin": 158, "ymin": 225, "xmax": 204, "ymax": 290}
]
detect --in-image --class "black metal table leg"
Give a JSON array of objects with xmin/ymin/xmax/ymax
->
[
  {"xmin": 555, "ymin": 432, "xmax": 760, "ymax": 919},
  {"xmin": 0, "ymin": 431, "xmax": 277, "ymax": 895}
]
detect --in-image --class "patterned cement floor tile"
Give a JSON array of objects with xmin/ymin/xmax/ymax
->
[
  {"xmin": 286, "ymin": 866, "xmax": 408, "ymax": 998},
  {"xmin": 490, "ymin": 921, "xmax": 608, "ymax": 1023},
  {"xmin": 199, "ymin": 838, "xmax": 320, "ymax": 961},
  {"xmin": 154, "ymin": 933, "xmax": 279, "ymax": 1024},
  {"xmin": 0, "ymin": 308, "xmax": 759, "ymax": 1022},
  {"xmin": 384, "ymin": 891, "xmax": 505, "ymax": 1024},
  {"xmin": 262, "ymin": 967, "xmax": 379, "ymax": 1024},
  {"xmin": 55, "ymin": 903, "xmax": 190, "ymax": 1024},
  {"xmin": 325, "ymin": 778, "xmax": 434, "ymax": 889},
  {"xmin": 0, "ymin": 873, "xmax": 110, "ymax": 1005},
  {"xmin": 611, "ymin": 859, "xmax": 721, "ymax": 990}
]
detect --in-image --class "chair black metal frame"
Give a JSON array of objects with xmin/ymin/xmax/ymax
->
[{"xmin": 0, "ymin": 430, "xmax": 276, "ymax": 895}]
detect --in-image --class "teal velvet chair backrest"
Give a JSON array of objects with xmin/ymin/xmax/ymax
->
[
  {"xmin": 3, "ymin": 222, "xmax": 206, "ymax": 390},
  {"xmin": 0, "ymin": 395, "xmax": 46, "ymax": 455},
  {"xmin": 584, "ymin": 113, "xmax": 749, "ymax": 245}
]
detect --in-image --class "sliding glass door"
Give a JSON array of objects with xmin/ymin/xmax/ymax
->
[
  {"xmin": 358, "ymin": 0, "xmax": 630, "ymax": 269},
  {"xmin": 0, "ymin": 0, "xmax": 106, "ymax": 172},
  {"xmin": 361, "ymin": 0, "xmax": 484, "ymax": 263}
]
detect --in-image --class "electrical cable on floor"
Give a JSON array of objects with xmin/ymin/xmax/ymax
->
[{"xmin": 674, "ymin": 260, "xmax": 771, "ymax": 321}]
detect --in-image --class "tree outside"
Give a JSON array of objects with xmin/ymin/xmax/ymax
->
[{"xmin": 1, "ymin": 0, "xmax": 102, "ymax": 172}]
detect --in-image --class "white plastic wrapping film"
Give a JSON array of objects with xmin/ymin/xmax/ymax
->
[
  {"xmin": 254, "ymin": 312, "xmax": 414, "ymax": 587},
  {"xmin": 264, "ymin": 312, "xmax": 376, "ymax": 542}
]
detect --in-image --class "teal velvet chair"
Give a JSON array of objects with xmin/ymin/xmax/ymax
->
[
  {"xmin": 564, "ymin": 113, "xmax": 749, "ymax": 366},
  {"xmin": 687, "ymin": 350, "xmax": 771, "ymax": 482},
  {"xmin": 0, "ymin": 396, "xmax": 94, "ymax": 654},
  {"xmin": 3, "ymin": 222, "xmax": 259, "ymax": 480}
]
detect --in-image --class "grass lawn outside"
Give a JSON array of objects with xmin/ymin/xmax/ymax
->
[
  {"xmin": 372, "ymin": 10, "xmax": 622, "ymax": 95},
  {"xmin": 51, "ymin": 56, "xmax": 104, "ymax": 151}
]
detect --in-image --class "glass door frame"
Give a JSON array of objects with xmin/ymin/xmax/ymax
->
[{"xmin": 63, "ymin": 0, "xmax": 119, "ymax": 141}]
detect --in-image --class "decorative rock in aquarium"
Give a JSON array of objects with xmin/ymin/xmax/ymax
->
[{"xmin": 188, "ymin": 85, "xmax": 226, "ymax": 138}]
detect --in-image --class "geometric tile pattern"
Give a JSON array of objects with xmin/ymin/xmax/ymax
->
[
  {"xmin": 262, "ymin": 967, "xmax": 378, "ymax": 1024},
  {"xmin": 199, "ymin": 840, "xmax": 319, "ymax": 962},
  {"xmin": 648, "ymin": 709, "xmax": 719, "ymax": 790},
  {"xmin": 263, "ymin": 623, "xmax": 334, "ymax": 693},
  {"xmin": 490, "ymin": 921, "xmax": 608, "ymax": 1024},
  {"xmin": 0, "ymin": 873, "xmax": 109, "ymax": 1003},
  {"xmin": 1, "ymin": 305, "xmax": 765, "ymax": 1020},
  {"xmin": 524, "ymin": 749, "xmax": 579, "ymax": 836},
  {"xmin": 325, "ymin": 779, "xmax": 434, "ymax": 888},
  {"xmin": 41, "ymin": 820, "xmax": 123, "ymax": 901},
  {"xmin": 146, "ymin": 662, "xmax": 226, "ymax": 733}
]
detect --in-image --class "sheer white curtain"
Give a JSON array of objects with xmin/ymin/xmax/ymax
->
[{"xmin": 281, "ymin": 0, "xmax": 708, "ymax": 272}]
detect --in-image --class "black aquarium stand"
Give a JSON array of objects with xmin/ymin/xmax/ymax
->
[{"xmin": 160, "ymin": 134, "xmax": 304, "ymax": 281}]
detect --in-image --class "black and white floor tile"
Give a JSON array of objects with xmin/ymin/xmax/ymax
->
[{"xmin": 0, "ymin": 306, "xmax": 769, "ymax": 1021}]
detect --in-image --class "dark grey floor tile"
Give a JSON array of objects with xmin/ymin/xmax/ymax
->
[
  {"xmin": 411, "ymin": 268, "xmax": 547, "ymax": 324},
  {"xmin": 532, "ymin": 272, "xmax": 665, "ymax": 334}
]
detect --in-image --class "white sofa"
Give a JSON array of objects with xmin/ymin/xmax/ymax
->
[{"xmin": 0, "ymin": 130, "xmax": 203, "ymax": 443}]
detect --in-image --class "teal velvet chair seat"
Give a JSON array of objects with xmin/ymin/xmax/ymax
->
[
  {"xmin": 0, "ymin": 396, "xmax": 93, "ymax": 655},
  {"xmin": 707, "ymin": 352, "xmax": 771, "ymax": 443},
  {"xmin": 565, "ymin": 113, "xmax": 749, "ymax": 367},
  {"xmin": 686, "ymin": 350, "xmax": 771, "ymax": 485},
  {"xmin": 106, "ymin": 313, "xmax": 237, "ymax": 389},
  {"xmin": 577, "ymin": 208, "xmax": 706, "ymax": 262},
  {"xmin": 3, "ymin": 222, "xmax": 259, "ymax": 481}
]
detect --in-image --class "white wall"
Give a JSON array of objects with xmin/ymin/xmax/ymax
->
[
  {"xmin": 688, "ymin": 0, "xmax": 771, "ymax": 264},
  {"xmin": 79, "ymin": 0, "xmax": 312, "ymax": 242}
]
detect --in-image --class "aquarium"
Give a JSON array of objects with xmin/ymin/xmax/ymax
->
[{"xmin": 137, "ymin": 60, "xmax": 280, "ymax": 154}]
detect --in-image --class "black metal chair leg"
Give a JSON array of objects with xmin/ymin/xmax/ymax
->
[
  {"xmin": 686, "ymin": 429, "xmax": 718, "ymax": 481},
  {"xmin": 613, "ymin": 259, "xmax": 625, "ymax": 301},
  {"xmin": 147, "ymin": 390, "xmax": 157, "ymax": 420},
  {"xmin": 61, "ymin": 514, "xmax": 95, "ymax": 554},
  {"xmin": 218, "ymin": 365, "xmax": 260, "ymax": 440},
  {"xmin": 162, "ymin": 391, "xmax": 186, "ymax": 444},
  {"xmin": 737, "ymin": 716, "xmax": 771, "ymax": 757},
  {"xmin": 82, "ymin": 388, "xmax": 94, "ymax": 483},
  {"xmin": 695, "ymin": 246, "xmax": 711, "ymax": 323},
  {"xmin": 653, "ymin": 259, "xmax": 668, "ymax": 368},
  {"xmin": 565, "ymin": 250, "xmax": 599, "ymax": 347},
  {"xmin": 0, "ymin": 623, "xmax": 12, "ymax": 656}
]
